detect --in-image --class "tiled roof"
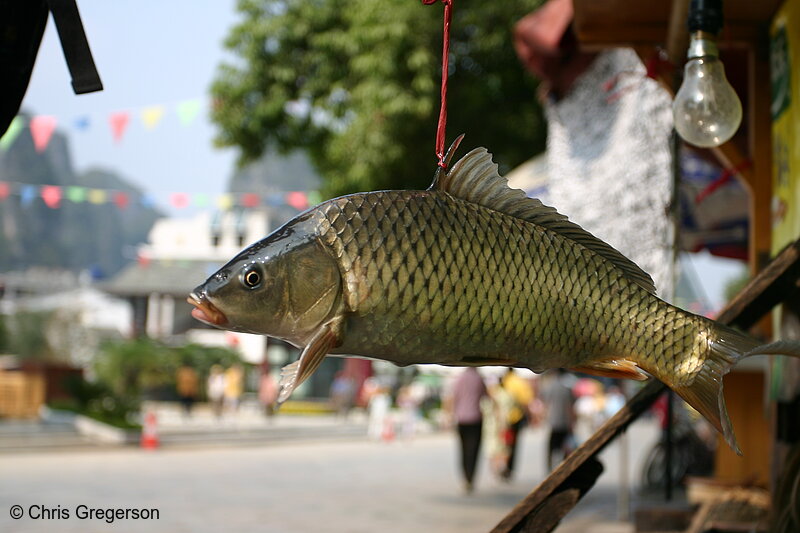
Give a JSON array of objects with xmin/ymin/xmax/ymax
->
[{"xmin": 101, "ymin": 259, "xmax": 221, "ymax": 297}]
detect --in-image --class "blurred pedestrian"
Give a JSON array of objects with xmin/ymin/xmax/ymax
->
[
  {"xmin": 397, "ymin": 381, "xmax": 424, "ymax": 440},
  {"xmin": 330, "ymin": 371, "xmax": 356, "ymax": 420},
  {"xmin": 485, "ymin": 376, "xmax": 513, "ymax": 477},
  {"xmin": 224, "ymin": 364, "xmax": 244, "ymax": 415},
  {"xmin": 259, "ymin": 363, "xmax": 278, "ymax": 418},
  {"xmin": 499, "ymin": 368, "xmax": 534, "ymax": 480},
  {"xmin": 448, "ymin": 368, "xmax": 489, "ymax": 493},
  {"xmin": 540, "ymin": 369, "xmax": 576, "ymax": 470},
  {"xmin": 175, "ymin": 362, "xmax": 199, "ymax": 417},
  {"xmin": 367, "ymin": 381, "xmax": 392, "ymax": 441},
  {"xmin": 207, "ymin": 364, "xmax": 225, "ymax": 419},
  {"xmin": 604, "ymin": 385, "xmax": 626, "ymax": 419}
]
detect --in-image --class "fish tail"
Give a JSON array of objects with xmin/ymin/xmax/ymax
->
[{"xmin": 671, "ymin": 324, "xmax": 800, "ymax": 456}]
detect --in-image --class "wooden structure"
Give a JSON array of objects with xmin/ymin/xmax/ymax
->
[
  {"xmin": 569, "ymin": 0, "xmax": 790, "ymax": 498},
  {"xmin": 0, "ymin": 369, "xmax": 45, "ymax": 418},
  {"xmin": 573, "ymin": 0, "xmax": 780, "ymax": 272},
  {"xmin": 491, "ymin": 239, "xmax": 800, "ymax": 532}
]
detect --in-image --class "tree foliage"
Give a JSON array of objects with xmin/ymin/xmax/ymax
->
[{"xmin": 212, "ymin": 0, "xmax": 546, "ymax": 198}]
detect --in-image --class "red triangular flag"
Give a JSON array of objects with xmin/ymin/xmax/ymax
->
[
  {"xmin": 286, "ymin": 191, "xmax": 309, "ymax": 210},
  {"xmin": 241, "ymin": 193, "xmax": 260, "ymax": 208},
  {"xmin": 170, "ymin": 193, "xmax": 189, "ymax": 209},
  {"xmin": 113, "ymin": 192, "xmax": 130, "ymax": 209},
  {"xmin": 41, "ymin": 185, "xmax": 62, "ymax": 208},
  {"xmin": 30, "ymin": 116, "xmax": 57, "ymax": 152},
  {"xmin": 109, "ymin": 112, "xmax": 130, "ymax": 143}
]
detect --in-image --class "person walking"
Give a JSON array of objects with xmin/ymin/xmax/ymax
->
[
  {"xmin": 540, "ymin": 369, "xmax": 576, "ymax": 471},
  {"xmin": 499, "ymin": 368, "xmax": 534, "ymax": 480},
  {"xmin": 175, "ymin": 362, "xmax": 199, "ymax": 418},
  {"xmin": 224, "ymin": 364, "xmax": 245, "ymax": 415},
  {"xmin": 449, "ymin": 368, "xmax": 489, "ymax": 493}
]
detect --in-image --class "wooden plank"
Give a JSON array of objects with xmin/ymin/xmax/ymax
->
[
  {"xmin": 518, "ymin": 489, "xmax": 580, "ymax": 533},
  {"xmin": 490, "ymin": 239, "xmax": 800, "ymax": 533}
]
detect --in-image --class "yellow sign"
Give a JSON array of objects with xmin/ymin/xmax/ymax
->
[
  {"xmin": 772, "ymin": 0, "xmax": 800, "ymax": 254},
  {"xmin": 771, "ymin": 0, "xmax": 800, "ymax": 400}
]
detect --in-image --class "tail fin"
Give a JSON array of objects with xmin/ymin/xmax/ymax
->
[{"xmin": 671, "ymin": 325, "xmax": 800, "ymax": 456}]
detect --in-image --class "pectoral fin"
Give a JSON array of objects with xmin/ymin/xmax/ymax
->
[
  {"xmin": 570, "ymin": 359, "xmax": 647, "ymax": 381},
  {"xmin": 277, "ymin": 317, "xmax": 344, "ymax": 404}
]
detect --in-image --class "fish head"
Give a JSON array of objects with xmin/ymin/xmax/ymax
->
[{"xmin": 188, "ymin": 219, "xmax": 342, "ymax": 344}]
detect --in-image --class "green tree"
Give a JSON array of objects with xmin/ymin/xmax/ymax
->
[
  {"xmin": 212, "ymin": 0, "xmax": 546, "ymax": 198},
  {"xmin": 6, "ymin": 311, "xmax": 56, "ymax": 362}
]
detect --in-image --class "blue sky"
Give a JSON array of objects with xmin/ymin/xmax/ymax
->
[{"xmin": 21, "ymin": 1, "xmax": 240, "ymax": 215}]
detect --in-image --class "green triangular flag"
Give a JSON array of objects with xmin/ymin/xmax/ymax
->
[
  {"xmin": 66, "ymin": 186, "xmax": 88, "ymax": 203},
  {"xmin": 176, "ymin": 99, "xmax": 202, "ymax": 125},
  {"xmin": 0, "ymin": 117, "xmax": 24, "ymax": 151}
]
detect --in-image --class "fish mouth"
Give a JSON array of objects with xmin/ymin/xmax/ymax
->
[{"xmin": 187, "ymin": 292, "xmax": 228, "ymax": 327}]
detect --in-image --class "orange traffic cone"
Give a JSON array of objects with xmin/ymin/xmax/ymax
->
[{"xmin": 140, "ymin": 411, "xmax": 159, "ymax": 450}]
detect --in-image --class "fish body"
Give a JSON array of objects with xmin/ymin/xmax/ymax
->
[{"xmin": 189, "ymin": 139, "xmax": 798, "ymax": 453}]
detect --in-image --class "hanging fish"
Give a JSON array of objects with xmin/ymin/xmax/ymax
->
[{"xmin": 188, "ymin": 136, "xmax": 799, "ymax": 454}]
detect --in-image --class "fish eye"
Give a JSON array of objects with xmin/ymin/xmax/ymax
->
[{"xmin": 241, "ymin": 266, "xmax": 263, "ymax": 289}]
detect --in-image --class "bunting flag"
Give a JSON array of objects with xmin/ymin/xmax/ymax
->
[
  {"xmin": 217, "ymin": 194, "xmax": 234, "ymax": 210},
  {"xmin": 88, "ymin": 189, "xmax": 107, "ymax": 204},
  {"xmin": 30, "ymin": 115, "xmax": 57, "ymax": 152},
  {"xmin": 9, "ymin": 96, "xmax": 209, "ymax": 150},
  {"xmin": 0, "ymin": 116, "xmax": 24, "ymax": 151},
  {"xmin": 0, "ymin": 179, "xmax": 320, "ymax": 213},
  {"xmin": 286, "ymin": 191, "xmax": 309, "ymax": 210},
  {"xmin": 109, "ymin": 112, "xmax": 130, "ymax": 143},
  {"xmin": 170, "ymin": 192, "xmax": 190, "ymax": 209},
  {"xmin": 73, "ymin": 116, "xmax": 91, "ymax": 131},
  {"xmin": 41, "ymin": 185, "xmax": 62, "ymax": 208},
  {"xmin": 176, "ymin": 99, "xmax": 202, "ymax": 125},
  {"xmin": 141, "ymin": 105, "xmax": 165, "ymax": 129},
  {"xmin": 66, "ymin": 186, "xmax": 87, "ymax": 203},
  {"xmin": 113, "ymin": 192, "xmax": 129, "ymax": 209}
]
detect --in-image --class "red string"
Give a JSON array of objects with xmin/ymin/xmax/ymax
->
[
  {"xmin": 695, "ymin": 159, "xmax": 752, "ymax": 205},
  {"xmin": 423, "ymin": 0, "xmax": 453, "ymax": 169}
]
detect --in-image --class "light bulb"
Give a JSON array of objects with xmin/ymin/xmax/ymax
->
[{"xmin": 672, "ymin": 35, "xmax": 742, "ymax": 148}]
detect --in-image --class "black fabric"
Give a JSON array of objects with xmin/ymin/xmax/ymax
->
[
  {"xmin": 46, "ymin": 0, "xmax": 102, "ymax": 94},
  {"xmin": 0, "ymin": 0, "xmax": 102, "ymax": 138},
  {"xmin": 457, "ymin": 421, "xmax": 482, "ymax": 484},
  {"xmin": 0, "ymin": 0, "xmax": 49, "ymax": 137}
]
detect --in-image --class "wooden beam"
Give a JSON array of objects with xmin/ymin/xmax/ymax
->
[
  {"xmin": 666, "ymin": 0, "xmax": 690, "ymax": 67},
  {"xmin": 747, "ymin": 32, "xmax": 774, "ymax": 272}
]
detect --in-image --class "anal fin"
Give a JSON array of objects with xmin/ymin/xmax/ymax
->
[{"xmin": 570, "ymin": 359, "xmax": 647, "ymax": 381}]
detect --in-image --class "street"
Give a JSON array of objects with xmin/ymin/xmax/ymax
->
[{"xmin": 0, "ymin": 418, "xmax": 659, "ymax": 533}]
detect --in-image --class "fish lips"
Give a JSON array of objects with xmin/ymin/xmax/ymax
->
[{"xmin": 187, "ymin": 291, "xmax": 228, "ymax": 327}]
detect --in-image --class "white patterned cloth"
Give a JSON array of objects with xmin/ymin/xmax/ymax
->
[{"xmin": 544, "ymin": 48, "xmax": 675, "ymax": 299}]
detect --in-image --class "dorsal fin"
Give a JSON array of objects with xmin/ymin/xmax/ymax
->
[{"xmin": 433, "ymin": 147, "xmax": 657, "ymax": 295}]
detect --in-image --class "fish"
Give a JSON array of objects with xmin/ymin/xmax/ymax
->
[{"xmin": 188, "ymin": 136, "xmax": 799, "ymax": 454}]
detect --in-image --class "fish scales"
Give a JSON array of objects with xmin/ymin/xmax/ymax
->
[
  {"xmin": 315, "ymin": 189, "xmax": 709, "ymax": 381},
  {"xmin": 188, "ymin": 141, "xmax": 800, "ymax": 453}
]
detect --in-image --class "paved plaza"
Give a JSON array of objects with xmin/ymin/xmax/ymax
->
[{"xmin": 0, "ymin": 418, "xmax": 660, "ymax": 533}]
